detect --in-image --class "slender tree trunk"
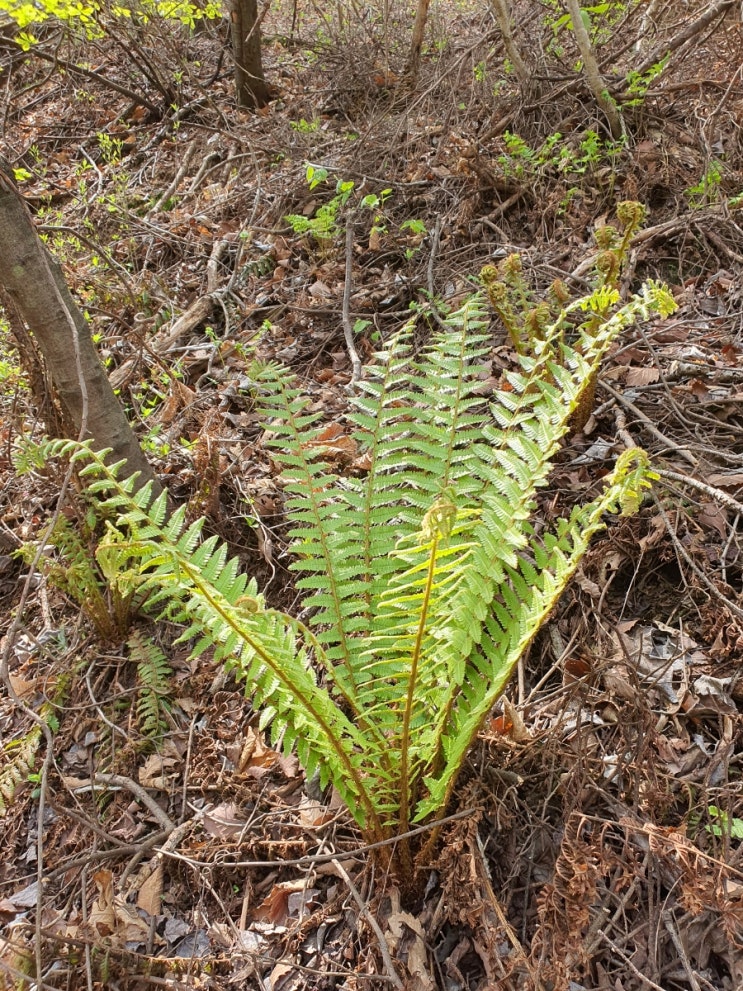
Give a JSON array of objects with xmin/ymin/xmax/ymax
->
[
  {"xmin": 230, "ymin": 0, "xmax": 269, "ymax": 109},
  {"xmin": 490, "ymin": 0, "xmax": 530, "ymax": 86},
  {"xmin": 564, "ymin": 0, "xmax": 623, "ymax": 139},
  {"xmin": 406, "ymin": 0, "xmax": 430, "ymax": 83},
  {"xmin": 0, "ymin": 158, "xmax": 161, "ymax": 494}
]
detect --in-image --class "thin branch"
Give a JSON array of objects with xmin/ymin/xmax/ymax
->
[
  {"xmin": 489, "ymin": 0, "xmax": 530, "ymax": 85},
  {"xmin": 600, "ymin": 379, "xmax": 698, "ymax": 467},
  {"xmin": 69, "ymin": 773, "xmax": 176, "ymax": 831},
  {"xmin": 651, "ymin": 494, "xmax": 743, "ymax": 623},
  {"xmin": 596, "ymin": 930, "xmax": 668, "ymax": 991},
  {"xmin": 657, "ymin": 468, "xmax": 743, "ymax": 517},
  {"xmin": 157, "ymin": 807, "xmax": 476, "ymax": 869},
  {"xmin": 28, "ymin": 47, "xmax": 161, "ymax": 114},
  {"xmin": 332, "ymin": 859, "xmax": 404, "ymax": 989},
  {"xmin": 342, "ymin": 217, "xmax": 363, "ymax": 385},
  {"xmin": 148, "ymin": 140, "xmax": 200, "ymax": 215},
  {"xmin": 628, "ymin": 0, "xmax": 736, "ymax": 80}
]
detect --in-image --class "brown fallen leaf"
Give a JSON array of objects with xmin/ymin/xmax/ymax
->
[
  {"xmin": 136, "ymin": 862, "xmax": 163, "ymax": 917},
  {"xmin": 203, "ymin": 802, "xmax": 248, "ymax": 840},
  {"xmin": 625, "ymin": 366, "xmax": 660, "ymax": 387},
  {"xmin": 90, "ymin": 870, "xmax": 116, "ymax": 936},
  {"xmin": 139, "ymin": 753, "xmax": 178, "ymax": 789},
  {"xmin": 707, "ymin": 472, "xmax": 743, "ymax": 488}
]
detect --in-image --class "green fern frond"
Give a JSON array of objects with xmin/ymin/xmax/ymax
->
[
  {"xmin": 0, "ymin": 680, "xmax": 67, "ymax": 818},
  {"xmin": 415, "ymin": 448, "xmax": 658, "ymax": 820},
  {"xmin": 0, "ymin": 726, "xmax": 41, "ymax": 817},
  {"xmin": 16, "ymin": 503, "xmax": 128, "ymax": 639},
  {"xmin": 128, "ymin": 629, "xmax": 173, "ymax": 741}
]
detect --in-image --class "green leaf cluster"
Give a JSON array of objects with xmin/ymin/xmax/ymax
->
[
  {"xmin": 16, "ymin": 510, "xmax": 133, "ymax": 639},
  {"xmin": 0, "ymin": 0, "xmax": 220, "ymax": 44}
]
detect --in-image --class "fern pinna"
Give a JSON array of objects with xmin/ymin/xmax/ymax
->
[{"xmin": 27, "ymin": 259, "xmax": 674, "ymax": 884}]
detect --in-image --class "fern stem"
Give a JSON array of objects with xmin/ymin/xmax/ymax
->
[{"xmin": 398, "ymin": 530, "xmax": 440, "ymax": 842}]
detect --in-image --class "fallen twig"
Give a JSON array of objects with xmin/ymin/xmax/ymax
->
[
  {"xmin": 342, "ymin": 217, "xmax": 363, "ymax": 385},
  {"xmin": 652, "ymin": 493, "xmax": 743, "ymax": 623},
  {"xmin": 70, "ymin": 773, "xmax": 175, "ymax": 831},
  {"xmin": 109, "ymin": 239, "xmax": 229, "ymax": 390},
  {"xmin": 657, "ymin": 467, "xmax": 743, "ymax": 517},
  {"xmin": 332, "ymin": 858, "xmax": 404, "ymax": 989},
  {"xmin": 600, "ymin": 380, "xmax": 698, "ymax": 467}
]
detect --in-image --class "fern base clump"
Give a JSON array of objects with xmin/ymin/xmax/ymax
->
[{"xmin": 17, "ymin": 209, "xmax": 676, "ymax": 888}]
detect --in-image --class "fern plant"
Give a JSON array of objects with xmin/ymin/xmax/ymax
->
[
  {"xmin": 129, "ymin": 629, "xmax": 173, "ymax": 742},
  {"xmin": 16, "ymin": 507, "xmax": 132, "ymax": 640},
  {"xmin": 1, "ymin": 686, "xmax": 63, "ymax": 818},
  {"xmin": 20, "ymin": 219, "xmax": 675, "ymax": 888}
]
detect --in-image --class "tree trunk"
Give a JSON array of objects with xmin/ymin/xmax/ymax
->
[
  {"xmin": 230, "ymin": 0, "xmax": 269, "ymax": 109},
  {"xmin": 0, "ymin": 158, "xmax": 161, "ymax": 495},
  {"xmin": 490, "ymin": 0, "xmax": 530, "ymax": 86},
  {"xmin": 563, "ymin": 0, "xmax": 623, "ymax": 139},
  {"xmin": 406, "ymin": 0, "xmax": 430, "ymax": 83}
]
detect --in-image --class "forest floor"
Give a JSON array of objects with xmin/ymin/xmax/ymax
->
[{"xmin": 2, "ymin": 1, "xmax": 743, "ymax": 988}]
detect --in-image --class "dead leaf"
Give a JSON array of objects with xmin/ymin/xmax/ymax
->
[
  {"xmin": 689, "ymin": 378, "xmax": 709, "ymax": 398},
  {"xmin": 5, "ymin": 882, "xmax": 40, "ymax": 909},
  {"xmin": 236, "ymin": 727, "xmax": 278, "ymax": 774},
  {"xmin": 351, "ymin": 449, "xmax": 373, "ymax": 472},
  {"xmin": 277, "ymin": 752, "xmax": 299, "ymax": 778},
  {"xmin": 255, "ymin": 881, "xmax": 307, "ymax": 925},
  {"xmin": 90, "ymin": 870, "xmax": 116, "ymax": 936},
  {"xmin": 136, "ymin": 863, "xmax": 163, "ymax": 916},
  {"xmin": 564, "ymin": 653, "xmax": 593, "ymax": 679},
  {"xmin": 267, "ymin": 962, "xmax": 295, "ymax": 991},
  {"xmin": 309, "ymin": 279, "xmax": 332, "ymax": 299},
  {"xmin": 139, "ymin": 753, "xmax": 178, "ymax": 789},
  {"xmin": 297, "ymin": 798, "xmax": 329, "ymax": 828},
  {"xmin": 602, "ymin": 364, "xmax": 628, "ymax": 381},
  {"xmin": 305, "ymin": 423, "xmax": 358, "ymax": 462},
  {"xmin": 501, "ymin": 696, "xmax": 532, "ymax": 742},
  {"xmin": 489, "ymin": 712, "xmax": 513, "ymax": 735},
  {"xmin": 625, "ymin": 366, "xmax": 660, "ymax": 387},
  {"xmin": 707, "ymin": 472, "xmax": 743, "ymax": 488},
  {"xmin": 159, "ymin": 379, "xmax": 196, "ymax": 427},
  {"xmin": 386, "ymin": 897, "xmax": 434, "ymax": 991},
  {"xmin": 697, "ymin": 501, "xmax": 729, "ymax": 538},
  {"xmin": 7, "ymin": 673, "xmax": 37, "ymax": 698},
  {"xmin": 203, "ymin": 802, "xmax": 248, "ymax": 840}
]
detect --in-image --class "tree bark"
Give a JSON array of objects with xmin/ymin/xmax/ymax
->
[
  {"xmin": 230, "ymin": 0, "xmax": 269, "ymax": 109},
  {"xmin": 0, "ymin": 158, "xmax": 161, "ymax": 494},
  {"xmin": 564, "ymin": 0, "xmax": 623, "ymax": 139},
  {"xmin": 489, "ymin": 0, "xmax": 530, "ymax": 86},
  {"xmin": 406, "ymin": 0, "xmax": 430, "ymax": 83}
]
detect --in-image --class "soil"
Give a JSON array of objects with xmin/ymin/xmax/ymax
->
[{"xmin": 2, "ymin": 2, "xmax": 743, "ymax": 988}]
